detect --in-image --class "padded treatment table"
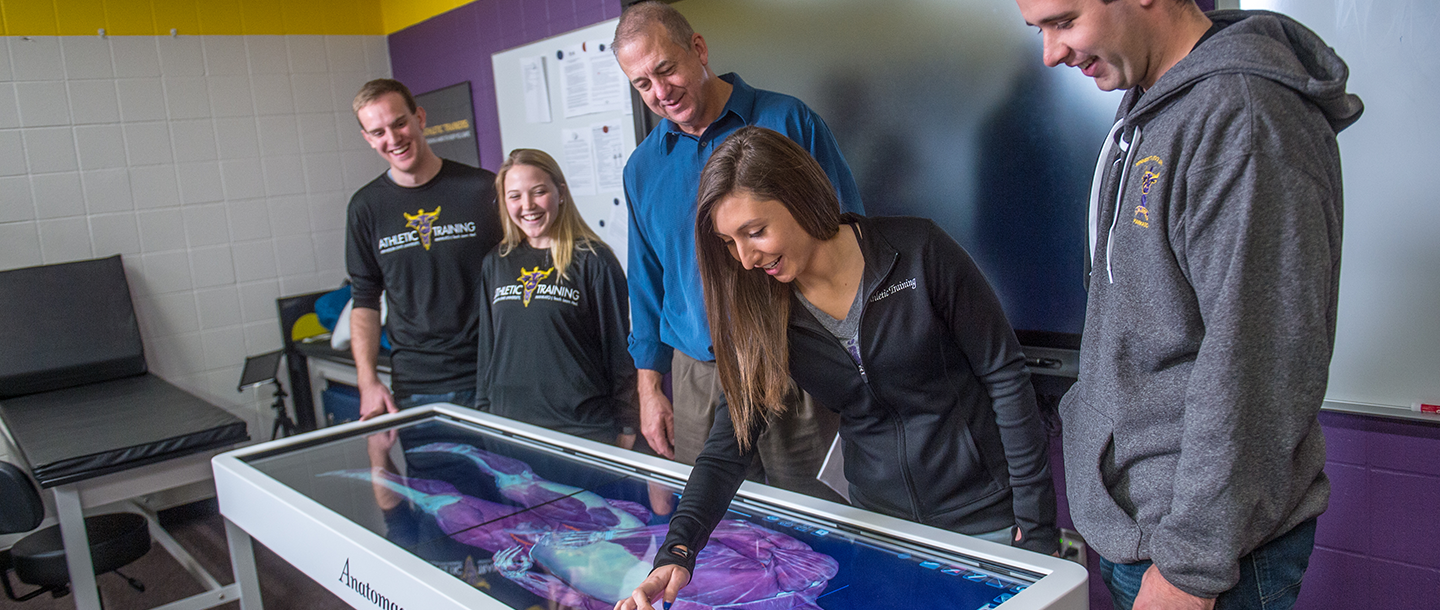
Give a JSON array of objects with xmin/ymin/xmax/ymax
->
[
  {"xmin": 0, "ymin": 376, "xmax": 257, "ymax": 610},
  {"xmin": 2, "ymin": 375, "xmax": 248, "ymax": 487},
  {"xmin": 0, "ymin": 256, "xmax": 258, "ymax": 610}
]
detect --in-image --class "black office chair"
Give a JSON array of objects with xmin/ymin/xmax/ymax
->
[{"xmin": 0, "ymin": 461, "xmax": 150, "ymax": 603}]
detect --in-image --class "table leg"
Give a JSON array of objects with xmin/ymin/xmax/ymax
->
[
  {"xmin": 52, "ymin": 484, "xmax": 102, "ymax": 610},
  {"xmin": 224, "ymin": 517, "xmax": 264, "ymax": 610}
]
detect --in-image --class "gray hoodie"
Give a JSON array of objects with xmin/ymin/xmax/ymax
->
[{"xmin": 1060, "ymin": 10, "xmax": 1363, "ymax": 598}]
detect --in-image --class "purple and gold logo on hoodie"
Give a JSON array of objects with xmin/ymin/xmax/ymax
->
[{"xmin": 1132, "ymin": 156, "xmax": 1164, "ymax": 229}]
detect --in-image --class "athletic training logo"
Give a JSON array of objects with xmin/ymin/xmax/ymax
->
[
  {"xmin": 1132, "ymin": 156, "xmax": 1164, "ymax": 229},
  {"xmin": 404, "ymin": 207, "xmax": 443, "ymax": 250},
  {"xmin": 516, "ymin": 266, "xmax": 553, "ymax": 307}
]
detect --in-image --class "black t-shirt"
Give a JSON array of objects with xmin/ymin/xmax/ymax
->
[
  {"xmin": 344, "ymin": 160, "xmax": 502, "ymax": 394},
  {"xmin": 475, "ymin": 241, "xmax": 638, "ymax": 442}
]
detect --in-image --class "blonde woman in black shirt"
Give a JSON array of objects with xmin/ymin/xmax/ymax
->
[{"xmin": 476, "ymin": 149, "xmax": 638, "ymax": 447}]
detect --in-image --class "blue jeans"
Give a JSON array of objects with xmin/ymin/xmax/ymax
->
[
  {"xmin": 394, "ymin": 388, "xmax": 478, "ymax": 410},
  {"xmin": 1100, "ymin": 519, "xmax": 1317, "ymax": 610}
]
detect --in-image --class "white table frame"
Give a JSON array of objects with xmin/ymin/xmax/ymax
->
[
  {"xmin": 45, "ymin": 448, "xmax": 259, "ymax": 610},
  {"xmin": 216, "ymin": 404, "xmax": 1088, "ymax": 610}
]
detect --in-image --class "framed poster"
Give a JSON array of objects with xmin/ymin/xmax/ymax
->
[{"xmin": 417, "ymin": 82, "xmax": 482, "ymax": 168}]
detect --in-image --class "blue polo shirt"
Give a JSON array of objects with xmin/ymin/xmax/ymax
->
[{"xmin": 624, "ymin": 73, "xmax": 864, "ymax": 372}]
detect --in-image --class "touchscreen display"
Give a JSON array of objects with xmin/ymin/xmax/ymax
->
[{"xmin": 247, "ymin": 417, "xmax": 1034, "ymax": 610}]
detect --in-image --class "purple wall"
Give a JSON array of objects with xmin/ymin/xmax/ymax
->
[
  {"xmin": 1299, "ymin": 412, "xmax": 1440, "ymax": 608},
  {"xmin": 1054, "ymin": 411, "xmax": 1440, "ymax": 610},
  {"xmin": 387, "ymin": 0, "xmax": 623, "ymax": 172}
]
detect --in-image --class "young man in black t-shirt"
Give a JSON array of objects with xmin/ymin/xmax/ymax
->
[{"xmin": 344, "ymin": 79, "xmax": 502, "ymax": 419}]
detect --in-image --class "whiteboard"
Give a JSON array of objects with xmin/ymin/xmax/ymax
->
[
  {"xmin": 1240, "ymin": 1, "xmax": 1440, "ymax": 416},
  {"xmin": 492, "ymin": 19, "xmax": 636, "ymax": 267}
]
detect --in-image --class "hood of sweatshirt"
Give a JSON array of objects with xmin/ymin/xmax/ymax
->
[{"xmin": 1130, "ymin": 10, "xmax": 1363, "ymax": 133}]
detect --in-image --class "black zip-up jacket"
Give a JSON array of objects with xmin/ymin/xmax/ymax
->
[{"xmin": 656, "ymin": 216, "xmax": 1058, "ymax": 574}]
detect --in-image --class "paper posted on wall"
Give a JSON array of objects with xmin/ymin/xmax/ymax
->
[{"xmin": 520, "ymin": 55, "xmax": 552, "ymax": 124}]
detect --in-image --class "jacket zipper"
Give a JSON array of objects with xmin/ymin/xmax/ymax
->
[{"xmin": 855, "ymin": 249, "xmax": 922, "ymax": 521}]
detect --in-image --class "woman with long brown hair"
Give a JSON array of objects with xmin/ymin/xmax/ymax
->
[
  {"xmin": 617, "ymin": 127, "xmax": 1057, "ymax": 610},
  {"xmin": 475, "ymin": 148, "xmax": 637, "ymax": 447}
]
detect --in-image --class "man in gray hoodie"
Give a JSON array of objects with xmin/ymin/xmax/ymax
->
[{"xmin": 1013, "ymin": 1, "xmax": 1363, "ymax": 609}]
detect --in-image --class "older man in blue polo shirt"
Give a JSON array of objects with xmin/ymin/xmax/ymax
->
[{"xmin": 613, "ymin": 1, "xmax": 863, "ymax": 501}]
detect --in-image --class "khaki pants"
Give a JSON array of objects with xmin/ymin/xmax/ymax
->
[{"xmin": 671, "ymin": 351, "xmax": 846, "ymax": 504}]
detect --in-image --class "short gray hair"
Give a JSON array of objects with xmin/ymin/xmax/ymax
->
[{"xmin": 613, "ymin": 1, "xmax": 695, "ymax": 55}]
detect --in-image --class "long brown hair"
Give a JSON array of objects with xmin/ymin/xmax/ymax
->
[
  {"xmin": 494, "ymin": 149, "xmax": 603, "ymax": 280},
  {"xmin": 695, "ymin": 127, "xmax": 842, "ymax": 450}
]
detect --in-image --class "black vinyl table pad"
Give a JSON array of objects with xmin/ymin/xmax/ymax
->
[{"xmin": 0, "ymin": 374, "xmax": 248, "ymax": 488}]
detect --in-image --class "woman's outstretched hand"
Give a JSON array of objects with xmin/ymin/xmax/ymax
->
[{"xmin": 613, "ymin": 564, "xmax": 691, "ymax": 610}]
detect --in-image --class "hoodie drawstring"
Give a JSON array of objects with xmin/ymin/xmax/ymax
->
[{"xmin": 1088, "ymin": 120, "xmax": 1143, "ymax": 285}]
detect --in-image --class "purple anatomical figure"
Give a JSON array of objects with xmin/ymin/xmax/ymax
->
[{"xmin": 322, "ymin": 443, "xmax": 838, "ymax": 609}]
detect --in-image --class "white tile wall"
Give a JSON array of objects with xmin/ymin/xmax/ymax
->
[
  {"xmin": 137, "ymin": 208, "xmax": 187, "ymax": 251},
  {"xmin": 110, "ymin": 37, "xmax": 161, "ymax": 78},
  {"xmin": 214, "ymin": 117, "xmax": 259, "ymax": 159},
  {"xmin": 162, "ymin": 77, "xmax": 211, "ymax": 120},
  {"xmin": 256, "ymin": 115, "xmax": 300, "ymax": 156},
  {"xmin": 81, "ymin": 168, "xmax": 133, "ymax": 213},
  {"xmin": 0, "ymin": 221, "xmax": 41, "ymax": 268},
  {"xmin": 250, "ymin": 73, "xmax": 295, "ymax": 116},
  {"xmin": 61, "ymin": 37, "xmax": 114, "ymax": 80},
  {"xmin": 24, "ymin": 127, "xmax": 79, "ymax": 173},
  {"xmin": 0, "ymin": 176, "xmax": 35, "ymax": 222},
  {"xmin": 32, "ymin": 171, "xmax": 85, "ymax": 219},
  {"xmin": 0, "ymin": 37, "xmax": 12, "ymax": 82},
  {"xmin": 16, "ymin": 81, "xmax": 73, "ymax": 127},
  {"xmin": 74, "ymin": 124, "xmax": 127, "ymax": 169},
  {"xmin": 130, "ymin": 165, "xmax": 181, "ymax": 209},
  {"xmin": 1, "ymin": 34, "xmax": 390, "ymax": 431},
  {"xmin": 116, "ymin": 78, "xmax": 168, "ymax": 122},
  {"xmin": 226, "ymin": 198, "xmax": 271, "ymax": 241},
  {"xmin": 37, "ymin": 217, "xmax": 93, "ymax": 262},
  {"xmin": 170, "ymin": 119, "xmax": 218, "ymax": 161},
  {"xmin": 178, "ymin": 160, "xmax": 224, "ymax": 204},
  {"xmin": 123, "ymin": 121, "xmax": 175, "ymax": 166},
  {"xmin": 68, "ymin": 80, "xmax": 121, "ymax": 124},
  {"xmin": 0, "ymin": 130, "xmax": 25, "ymax": 175},
  {"xmin": 0, "ymin": 83, "xmax": 20, "ymax": 128},
  {"xmin": 9, "ymin": 37, "xmax": 63, "ymax": 82}
]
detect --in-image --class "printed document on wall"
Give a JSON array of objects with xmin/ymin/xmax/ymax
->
[
  {"xmin": 520, "ymin": 56, "xmax": 552, "ymax": 123},
  {"xmin": 560, "ymin": 46, "xmax": 591, "ymax": 118},
  {"xmin": 592, "ymin": 121, "xmax": 629, "ymax": 193},
  {"xmin": 561, "ymin": 128, "xmax": 598, "ymax": 196}
]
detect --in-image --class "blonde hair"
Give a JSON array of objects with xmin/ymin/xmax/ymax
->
[{"xmin": 494, "ymin": 149, "xmax": 604, "ymax": 279}]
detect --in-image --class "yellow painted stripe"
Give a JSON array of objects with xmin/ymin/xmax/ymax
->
[
  {"xmin": 152, "ymin": 0, "xmax": 200, "ymax": 36},
  {"xmin": 56, "ymin": 0, "xmax": 105, "ymax": 35},
  {"xmin": 196, "ymin": 0, "xmax": 244, "ymax": 35},
  {"xmin": 103, "ymin": 0, "xmax": 155, "ymax": 35},
  {"xmin": 379, "ymin": 0, "xmax": 472, "ymax": 35},
  {"xmin": 3, "ymin": 0, "xmax": 59, "ymax": 36},
  {"xmin": 0, "ymin": 0, "xmax": 393, "ymax": 36}
]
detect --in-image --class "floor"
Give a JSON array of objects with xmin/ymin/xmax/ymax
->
[{"xmin": 0, "ymin": 499, "xmax": 347, "ymax": 610}]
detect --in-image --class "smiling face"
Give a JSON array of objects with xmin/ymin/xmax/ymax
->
[
  {"xmin": 710, "ymin": 191, "xmax": 823, "ymax": 284},
  {"xmin": 615, "ymin": 22, "xmax": 723, "ymax": 136},
  {"xmin": 503, "ymin": 163, "xmax": 562, "ymax": 249},
  {"xmin": 358, "ymin": 91, "xmax": 432, "ymax": 177},
  {"xmin": 1016, "ymin": 0, "xmax": 1153, "ymax": 92}
]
